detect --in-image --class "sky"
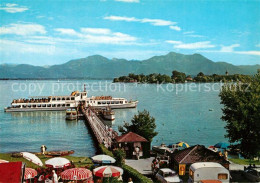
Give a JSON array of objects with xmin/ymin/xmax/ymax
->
[{"xmin": 0, "ymin": 0, "xmax": 260, "ymax": 66}]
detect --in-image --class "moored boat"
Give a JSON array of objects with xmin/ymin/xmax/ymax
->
[
  {"xmin": 11, "ymin": 150, "xmax": 75, "ymax": 158},
  {"xmin": 5, "ymin": 87, "xmax": 138, "ymax": 112},
  {"xmin": 100, "ymin": 107, "xmax": 115, "ymax": 120},
  {"xmin": 66, "ymin": 108, "xmax": 78, "ymax": 120}
]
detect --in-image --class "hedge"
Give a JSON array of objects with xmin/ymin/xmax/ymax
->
[
  {"xmin": 99, "ymin": 144, "xmax": 114, "ymax": 157},
  {"xmin": 122, "ymin": 164, "xmax": 153, "ymax": 183},
  {"xmin": 99, "ymin": 144, "xmax": 153, "ymax": 183}
]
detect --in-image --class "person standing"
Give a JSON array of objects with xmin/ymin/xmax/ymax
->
[
  {"xmin": 52, "ymin": 170, "xmax": 58, "ymax": 183},
  {"xmin": 41, "ymin": 145, "xmax": 47, "ymax": 155},
  {"xmin": 135, "ymin": 146, "xmax": 140, "ymax": 160}
]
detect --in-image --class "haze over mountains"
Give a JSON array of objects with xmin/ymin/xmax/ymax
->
[{"xmin": 0, "ymin": 52, "xmax": 259, "ymax": 79}]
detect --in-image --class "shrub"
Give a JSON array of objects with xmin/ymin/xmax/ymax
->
[{"xmin": 113, "ymin": 149, "xmax": 126, "ymax": 167}]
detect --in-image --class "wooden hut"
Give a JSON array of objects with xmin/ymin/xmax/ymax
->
[{"xmin": 114, "ymin": 132, "xmax": 149, "ymax": 159}]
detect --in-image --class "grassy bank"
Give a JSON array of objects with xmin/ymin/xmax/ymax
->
[
  {"xmin": 0, "ymin": 153, "xmax": 93, "ymax": 169},
  {"xmin": 229, "ymin": 158, "xmax": 260, "ymax": 165}
]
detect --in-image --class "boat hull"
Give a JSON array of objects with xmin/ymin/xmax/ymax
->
[{"xmin": 4, "ymin": 107, "xmax": 67, "ymax": 112}]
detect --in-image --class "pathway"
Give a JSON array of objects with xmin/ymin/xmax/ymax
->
[{"xmin": 125, "ymin": 157, "xmax": 154, "ymax": 175}]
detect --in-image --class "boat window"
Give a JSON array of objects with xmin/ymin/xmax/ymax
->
[
  {"xmin": 115, "ymin": 101, "xmax": 119, "ymax": 104},
  {"xmin": 120, "ymin": 101, "xmax": 123, "ymax": 104},
  {"xmin": 102, "ymin": 101, "xmax": 106, "ymax": 104},
  {"xmin": 111, "ymin": 101, "xmax": 114, "ymax": 104},
  {"xmin": 62, "ymin": 104, "xmax": 65, "ymax": 107},
  {"xmin": 66, "ymin": 104, "xmax": 70, "ymax": 107},
  {"xmin": 37, "ymin": 104, "xmax": 41, "ymax": 107},
  {"xmin": 62, "ymin": 98, "xmax": 65, "ymax": 101},
  {"xmin": 52, "ymin": 104, "xmax": 56, "ymax": 107},
  {"xmin": 57, "ymin": 104, "xmax": 61, "ymax": 107},
  {"xmin": 47, "ymin": 104, "xmax": 51, "ymax": 107},
  {"xmin": 107, "ymin": 101, "xmax": 111, "ymax": 104},
  {"xmin": 218, "ymin": 173, "xmax": 228, "ymax": 180},
  {"xmin": 98, "ymin": 102, "xmax": 101, "ymax": 105},
  {"xmin": 57, "ymin": 98, "xmax": 60, "ymax": 101},
  {"xmin": 28, "ymin": 105, "xmax": 31, "ymax": 108},
  {"xmin": 71, "ymin": 97, "xmax": 75, "ymax": 100},
  {"xmin": 42, "ymin": 104, "xmax": 46, "ymax": 107},
  {"xmin": 33, "ymin": 105, "xmax": 36, "ymax": 108},
  {"xmin": 22, "ymin": 105, "xmax": 26, "ymax": 108},
  {"xmin": 87, "ymin": 101, "xmax": 89, "ymax": 103},
  {"xmin": 52, "ymin": 98, "xmax": 56, "ymax": 101}
]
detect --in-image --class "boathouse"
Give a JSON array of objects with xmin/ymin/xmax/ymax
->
[
  {"xmin": 114, "ymin": 132, "xmax": 149, "ymax": 159},
  {"xmin": 170, "ymin": 145, "xmax": 229, "ymax": 175}
]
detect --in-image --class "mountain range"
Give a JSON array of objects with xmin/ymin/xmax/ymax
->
[{"xmin": 0, "ymin": 52, "xmax": 259, "ymax": 79}]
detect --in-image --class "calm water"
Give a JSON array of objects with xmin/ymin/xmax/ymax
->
[{"xmin": 0, "ymin": 80, "xmax": 227, "ymax": 157}]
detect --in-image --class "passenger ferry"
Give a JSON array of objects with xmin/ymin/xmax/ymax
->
[{"xmin": 4, "ymin": 90, "xmax": 138, "ymax": 112}]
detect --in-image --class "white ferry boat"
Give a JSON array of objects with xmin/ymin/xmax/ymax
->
[{"xmin": 4, "ymin": 90, "xmax": 138, "ymax": 112}]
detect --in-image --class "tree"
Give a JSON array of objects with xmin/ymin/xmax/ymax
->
[
  {"xmin": 219, "ymin": 74, "xmax": 260, "ymax": 159},
  {"xmin": 118, "ymin": 110, "xmax": 158, "ymax": 142},
  {"xmin": 197, "ymin": 72, "xmax": 205, "ymax": 77}
]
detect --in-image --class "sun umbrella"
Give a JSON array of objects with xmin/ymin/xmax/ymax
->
[
  {"xmin": 214, "ymin": 142, "xmax": 229, "ymax": 149},
  {"xmin": 91, "ymin": 154, "xmax": 116, "ymax": 164},
  {"xmin": 45, "ymin": 157, "xmax": 71, "ymax": 168},
  {"xmin": 93, "ymin": 166, "xmax": 123, "ymax": 177},
  {"xmin": 24, "ymin": 168, "xmax": 37, "ymax": 179},
  {"xmin": 0, "ymin": 159, "xmax": 9, "ymax": 163},
  {"xmin": 21, "ymin": 152, "xmax": 43, "ymax": 166},
  {"xmin": 176, "ymin": 142, "xmax": 190, "ymax": 148},
  {"xmin": 61, "ymin": 168, "xmax": 93, "ymax": 180}
]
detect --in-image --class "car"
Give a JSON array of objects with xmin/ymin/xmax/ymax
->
[
  {"xmin": 243, "ymin": 168, "xmax": 260, "ymax": 182},
  {"xmin": 155, "ymin": 168, "xmax": 182, "ymax": 183}
]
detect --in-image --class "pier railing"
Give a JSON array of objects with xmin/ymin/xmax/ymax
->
[{"xmin": 81, "ymin": 106, "xmax": 114, "ymax": 148}]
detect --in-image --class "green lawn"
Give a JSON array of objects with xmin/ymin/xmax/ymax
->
[
  {"xmin": 229, "ymin": 158, "xmax": 260, "ymax": 165},
  {"xmin": 0, "ymin": 153, "xmax": 93, "ymax": 169}
]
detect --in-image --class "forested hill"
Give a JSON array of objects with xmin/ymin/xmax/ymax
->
[{"xmin": 0, "ymin": 52, "xmax": 259, "ymax": 79}]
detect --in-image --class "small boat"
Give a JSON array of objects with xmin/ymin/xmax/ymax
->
[
  {"xmin": 101, "ymin": 107, "xmax": 115, "ymax": 120},
  {"xmin": 66, "ymin": 108, "xmax": 78, "ymax": 120},
  {"xmin": 11, "ymin": 150, "xmax": 75, "ymax": 158}
]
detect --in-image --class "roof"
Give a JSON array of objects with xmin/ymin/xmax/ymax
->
[
  {"xmin": 190, "ymin": 162, "xmax": 224, "ymax": 169},
  {"xmin": 115, "ymin": 132, "xmax": 148, "ymax": 143},
  {"xmin": 172, "ymin": 145, "xmax": 229, "ymax": 165}
]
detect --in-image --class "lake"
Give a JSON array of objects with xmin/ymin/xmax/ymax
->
[{"xmin": 0, "ymin": 80, "xmax": 227, "ymax": 157}]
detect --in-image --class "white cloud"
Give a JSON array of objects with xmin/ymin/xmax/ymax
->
[
  {"xmin": 183, "ymin": 31, "xmax": 194, "ymax": 34},
  {"xmin": 54, "ymin": 28, "xmax": 78, "ymax": 36},
  {"xmin": 236, "ymin": 51, "xmax": 260, "ymax": 56},
  {"xmin": 186, "ymin": 34, "xmax": 205, "ymax": 38},
  {"xmin": 0, "ymin": 39, "xmax": 56, "ymax": 54},
  {"xmin": 0, "ymin": 23, "xmax": 46, "ymax": 36},
  {"xmin": 220, "ymin": 44, "xmax": 240, "ymax": 52},
  {"xmin": 55, "ymin": 27, "xmax": 137, "ymax": 44},
  {"xmin": 104, "ymin": 16, "xmax": 180, "ymax": 29},
  {"xmin": 169, "ymin": 25, "xmax": 181, "ymax": 31},
  {"xmin": 0, "ymin": 3, "xmax": 28, "ymax": 13},
  {"xmin": 115, "ymin": 0, "xmax": 139, "ymax": 3},
  {"xmin": 174, "ymin": 41, "xmax": 215, "ymax": 49},
  {"xmin": 80, "ymin": 28, "xmax": 111, "ymax": 35},
  {"xmin": 165, "ymin": 40, "xmax": 182, "ymax": 44}
]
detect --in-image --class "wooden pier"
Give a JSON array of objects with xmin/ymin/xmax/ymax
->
[{"xmin": 80, "ymin": 106, "xmax": 117, "ymax": 148}]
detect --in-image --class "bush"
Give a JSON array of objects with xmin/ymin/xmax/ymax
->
[
  {"xmin": 114, "ymin": 149, "xmax": 126, "ymax": 167},
  {"xmin": 99, "ymin": 144, "xmax": 114, "ymax": 157}
]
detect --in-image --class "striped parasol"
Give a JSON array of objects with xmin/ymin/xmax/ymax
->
[
  {"xmin": 61, "ymin": 168, "xmax": 93, "ymax": 180},
  {"xmin": 45, "ymin": 157, "xmax": 71, "ymax": 168},
  {"xmin": 93, "ymin": 166, "xmax": 123, "ymax": 177},
  {"xmin": 21, "ymin": 152, "xmax": 43, "ymax": 166},
  {"xmin": 0, "ymin": 159, "xmax": 9, "ymax": 163},
  {"xmin": 176, "ymin": 142, "xmax": 190, "ymax": 148},
  {"xmin": 24, "ymin": 168, "xmax": 37, "ymax": 179}
]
